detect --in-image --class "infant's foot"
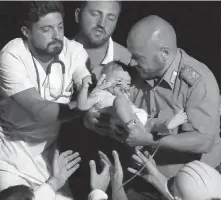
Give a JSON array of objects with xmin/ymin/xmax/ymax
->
[{"xmin": 167, "ymin": 110, "xmax": 187, "ymax": 130}]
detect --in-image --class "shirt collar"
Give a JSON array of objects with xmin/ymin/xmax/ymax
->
[
  {"xmin": 162, "ymin": 49, "xmax": 181, "ymax": 90},
  {"xmin": 101, "ymin": 37, "xmax": 114, "ymax": 64}
]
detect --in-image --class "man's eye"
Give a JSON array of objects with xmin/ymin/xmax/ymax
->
[
  {"xmin": 42, "ymin": 27, "xmax": 51, "ymax": 32},
  {"xmin": 108, "ymin": 15, "xmax": 116, "ymax": 21},
  {"xmin": 58, "ymin": 26, "xmax": 64, "ymax": 30},
  {"xmin": 91, "ymin": 11, "xmax": 99, "ymax": 16}
]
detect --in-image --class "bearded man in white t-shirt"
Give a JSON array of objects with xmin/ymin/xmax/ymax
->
[{"xmin": 0, "ymin": 1, "xmax": 101, "ymax": 199}]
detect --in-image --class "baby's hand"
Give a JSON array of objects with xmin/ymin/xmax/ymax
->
[
  {"xmin": 167, "ymin": 110, "xmax": 188, "ymax": 130},
  {"xmin": 82, "ymin": 75, "xmax": 92, "ymax": 88}
]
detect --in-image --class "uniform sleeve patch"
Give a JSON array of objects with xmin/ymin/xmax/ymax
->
[{"xmin": 180, "ymin": 66, "xmax": 201, "ymax": 86}]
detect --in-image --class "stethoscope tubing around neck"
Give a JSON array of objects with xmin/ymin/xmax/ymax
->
[{"xmin": 31, "ymin": 54, "xmax": 66, "ymax": 101}]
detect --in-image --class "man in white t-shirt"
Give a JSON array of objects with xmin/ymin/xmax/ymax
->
[{"xmin": 0, "ymin": 1, "xmax": 92, "ymax": 199}]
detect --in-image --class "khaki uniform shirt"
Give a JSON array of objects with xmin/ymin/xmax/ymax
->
[{"xmin": 131, "ymin": 49, "xmax": 221, "ymax": 178}]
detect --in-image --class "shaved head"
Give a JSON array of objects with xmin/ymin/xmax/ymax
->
[
  {"xmin": 128, "ymin": 15, "xmax": 177, "ymax": 54},
  {"xmin": 127, "ymin": 15, "xmax": 178, "ymax": 79}
]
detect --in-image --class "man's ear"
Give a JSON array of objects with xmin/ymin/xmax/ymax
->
[
  {"xmin": 21, "ymin": 26, "xmax": 30, "ymax": 39},
  {"xmin": 160, "ymin": 46, "xmax": 170, "ymax": 62},
  {"xmin": 75, "ymin": 8, "xmax": 80, "ymax": 23}
]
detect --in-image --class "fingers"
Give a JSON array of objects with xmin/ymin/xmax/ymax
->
[
  {"xmin": 89, "ymin": 160, "xmax": 97, "ymax": 179},
  {"xmin": 112, "ymin": 150, "xmax": 121, "ymax": 169},
  {"xmin": 97, "ymin": 74, "xmax": 106, "ymax": 86},
  {"xmin": 66, "ymin": 152, "xmax": 80, "ymax": 162},
  {"xmin": 177, "ymin": 110, "xmax": 184, "ymax": 114},
  {"xmin": 84, "ymin": 110, "xmax": 100, "ymax": 126},
  {"xmin": 98, "ymin": 151, "xmax": 112, "ymax": 166},
  {"xmin": 135, "ymin": 146, "xmax": 143, "ymax": 151},
  {"xmin": 66, "ymin": 163, "xmax": 80, "ymax": 177},
  {"xmin": 60, "ymin": 150, "xmax": 74, "ymax": 158},
  {"xmin": 96, "ymin": 81, "xmax": 112, "ymax": 90},
  {"xmin": 144, "ymin": 151, "xmax": 156, "ymax": 166},
  {"xmin": 136, "ymin": 150, "xmax": 149, "ymax": 163},
  {"xmin": 132, "ymin": 154, "xmax": 143, "ymax": 165},
  {"xmin": 127, "ymin": 167, "xmax": 140, "ymax": 176},
  {"xmin": 66, "ymin": 157, "xmax": 81, "ymax": 170},
  {"xmin": 100, "ymin": 158, "xmax": 110, "ymax": 175}
]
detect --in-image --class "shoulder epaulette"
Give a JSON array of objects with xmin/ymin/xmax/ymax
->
[{"xmin": 180, "ymin": 66, "xmax": 201, "ymax": 86}]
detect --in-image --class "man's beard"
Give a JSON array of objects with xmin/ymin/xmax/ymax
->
[
  {"xmin": 87, "ymin": 35, "xmax": 110, "ymax": 48},
  {"xmin": 34, "ymin": 40, "xmax": 63, "ymax": 57},
  {"xmin": 86, "ymin": 28, "xmax": 111, "ymax": 48}
]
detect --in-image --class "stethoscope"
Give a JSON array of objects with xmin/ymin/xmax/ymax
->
[{"xmin": 31, "ymin": 55, "xmax": 70, "ymax": 101}]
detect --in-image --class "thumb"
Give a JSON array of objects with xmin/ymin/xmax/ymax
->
[{"xmin": 89, "ymin": 160, "xmax": 97, "ymax": 179}]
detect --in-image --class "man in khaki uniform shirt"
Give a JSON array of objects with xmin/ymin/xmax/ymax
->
[{"xmin": 125, "ymin": 15, "xmax": 221, "ymax": 179}]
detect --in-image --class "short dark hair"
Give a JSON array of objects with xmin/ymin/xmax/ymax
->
[
  {"xmin": 77, "ymin": 1, "xmax": 122, "ymax": 12},
  {"xmin": 0, "ymin": 185, "xmax": 34, "ymax": 200},
  {"xmin": 19, "ymin": 1, "xmax": 64, "ymax": 28}
]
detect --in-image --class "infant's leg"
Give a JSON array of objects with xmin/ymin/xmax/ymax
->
[{"xmin": 113, "ymin": 95, "xmax": 134, "ymax": 124}]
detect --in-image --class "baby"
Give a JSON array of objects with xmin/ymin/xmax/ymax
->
[{"xmin": 77, "ymin": 61, "xmax": 187, "ymax": 139}]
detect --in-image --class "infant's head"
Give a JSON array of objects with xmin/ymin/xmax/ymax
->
[{"xmin": 101, "ymin": 61, "xmax": 132, "ymax": 95}]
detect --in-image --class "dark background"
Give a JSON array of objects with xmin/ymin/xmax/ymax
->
[{"xmin": 1, "ymin": 1, "xmax": 221, "ymax": 87}]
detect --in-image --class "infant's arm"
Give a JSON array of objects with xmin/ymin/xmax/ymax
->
[{"xmin": 77, "ymin": 76, "xmax": 100, "ymax": 111}]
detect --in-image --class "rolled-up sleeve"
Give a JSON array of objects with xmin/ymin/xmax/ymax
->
[
  {"xmin": 0, "ymin": 52, "xmax": 34, "ymax": 97},
  {"xmin": 182, "ymin": 77, "xmax": 220, "ymax": 136}
]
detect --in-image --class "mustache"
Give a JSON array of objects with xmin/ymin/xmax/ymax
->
[
  {"xmin": 47, "ymin": 40, "xmax": 63, "ymax": 47},
  {"xmin": 94, "ymin": 27, "xmax": 106, "ymax": 34}
]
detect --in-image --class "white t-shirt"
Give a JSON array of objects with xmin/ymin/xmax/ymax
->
[{"xmin": 0, "ymin": 37, "xmax": 90, "ymax": 192}]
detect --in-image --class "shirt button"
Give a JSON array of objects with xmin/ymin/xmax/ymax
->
[
  {"xmin": 153, "ymin": 88, "xmax": 156, "ymax": 91},
  {"xmin": 152, "ymin": 108, "xmax": 156, "ymax": 112}
]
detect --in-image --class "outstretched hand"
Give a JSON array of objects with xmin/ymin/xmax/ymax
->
[
  {"xmin": 89, "ymin": 158, "xmax": 110, "ymax": 192},
  {"xmin": 98, "ymin": 150, "xmax": 124, "ymax": 185},
  {"xmin": 128, "ymin": 150, "xmax": 163, "ymax": 185},
  {"xmin": 51, "ymin": 150, "xmax": 81, "ymax": 191}
]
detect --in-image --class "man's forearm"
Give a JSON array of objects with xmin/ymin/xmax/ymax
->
[
  {"xmin": 31, "ymin": 100, "xmax": 84, "ymax": 124},
  {"xmin": 157, "ymin": 131, "xmax": 214, "ymax": 153},
  {"xmin": 145, "ymin": 129, "xmax": 214, "ymax": 154},
  {"xmin": 128, "ymin": 122, "xmax": 215, "ymax": 154},
  {"xmin": 10, "ymin": 87, "xmax": 84, "ymax": 125}
]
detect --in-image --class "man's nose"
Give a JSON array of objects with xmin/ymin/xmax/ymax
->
[
  {"xmin": 52, "ymin": 28, "xmax": 61, "ymax": 40},
  {"xmin": 97, "ymin": 15, "xmax": 107, "ymax": 28}
]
